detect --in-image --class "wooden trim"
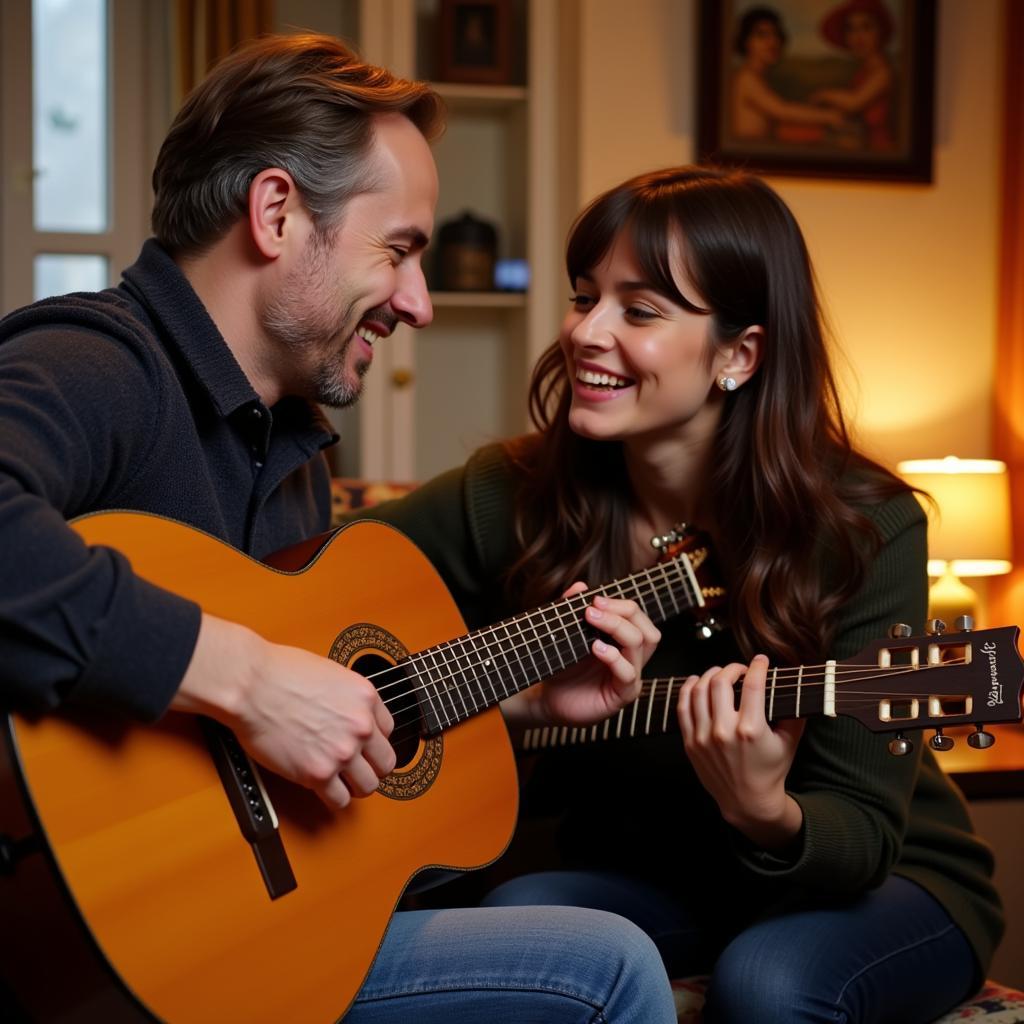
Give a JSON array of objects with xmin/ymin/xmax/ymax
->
[{"xmin": 989, "ymin": 0, "xmax": 1024, "ymax": 627}]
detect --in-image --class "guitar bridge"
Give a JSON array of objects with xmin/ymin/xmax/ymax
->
[{"xmin": 202, "ymin": 719, "xmax": 297, "ymax": 900}]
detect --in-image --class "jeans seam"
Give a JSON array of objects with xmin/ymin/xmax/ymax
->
[
  {"xmin": 831, "ymin": 921, "xmax": 959, "ymax": 1020},
  {"xmin": 355, "ymin": 979, "xmax": 607, "ymax": 1012}
]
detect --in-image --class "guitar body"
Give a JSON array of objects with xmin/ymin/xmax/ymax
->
[{"xmin": 1, "ymin": 513, "xmax": 519, "ymax": 1023}]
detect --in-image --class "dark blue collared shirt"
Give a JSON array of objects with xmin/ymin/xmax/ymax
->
[{"xmin": 0, "ymin": 240, "xmax": 336, "ymax": 719}]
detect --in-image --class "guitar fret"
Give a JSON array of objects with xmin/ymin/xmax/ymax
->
[
  {"xmin": 659, "ymin": 562, "xmax": 683, "ymax": 615},
  {"xmin": 517, "ymin": 609, "xmax": 547, "ymax": 683},
  {"xmin": 496, "ymin": 622, "xmax": 526, "ymax": 695},
  {"xmin": 410, "ymin": 656, "xmax": 444, "ymax": 733},
  {"xmin": 661, "ymin": 680, "xmax": 674, "ymax": 733},
  {"xmin": 438, "ymin": 642, "xmax": 473, "ymax": 721},
  {"xmin": 476, "ymin": 634, "xmax": 505, "ymax": 707},
  {"xmin": 643, "ymin": 572, "xmax": 668, "ymax": 621},
  {"xmin": 418, "ymin": 651, "xmax": 455, "ymax": 730},
  {"xmin": 457, "ymin": 636, "xmax": 484, "ymax": 718},
  {"xmin": 644, "ymin": 681, "xmax": 656, "ymax": 735},
  {"xmin": 626, "ymin": 696, "xmax": 639, "ymax": 737}
]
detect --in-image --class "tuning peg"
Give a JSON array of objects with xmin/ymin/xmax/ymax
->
[
  {"xmin": 887, "ymin": 623, "xmax": 912, "ymax": 639},
  {"xmin": 925, "ymin": 619, "xmax": 946, "ymax": 636},
  {"xmin": 929, "ymin": 729, "xmax": 955, "ymax": 751},
  {"xmin": 650, "ymin": 523, "xmax": 688, "ymax": 550},
  {"xmin": 888, "ymin": 732, "xmax": 914, "ymax": 756},
  {"xmin": 954, "ymin": 615, "xmax": 974, "ymax": 632},
  {"xmin": 966, "ymin": 725, "xmax": 995, "ymax": 750}
]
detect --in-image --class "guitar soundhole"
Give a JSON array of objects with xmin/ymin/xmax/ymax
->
[
  {"xmin": 351, "ymin": 652, "xmax": 421, "ymax": 769},
  {"xmin": 328, "ymin": 622, "xmax": 444, "ymax": 801}
]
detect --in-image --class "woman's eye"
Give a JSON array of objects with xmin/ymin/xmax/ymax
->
[
  {"xmin": 570, "ymin": 293, "xmax": 595, "ymax": 308},
  {"xmin": 626, "ymin": 306, "xmax": 657, "ymax": 320}
]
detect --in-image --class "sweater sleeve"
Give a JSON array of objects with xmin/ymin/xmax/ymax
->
[
  {"xmin": 735, "ymin": 490, "xmax": 930, "ymax": 894},
  {"xmin": 0, "ymin": 326, "xmax": 200, "ymax": 720}
]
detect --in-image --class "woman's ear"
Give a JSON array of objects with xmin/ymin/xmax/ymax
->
[
  {"xmin": 718, "ymin": 325, "xmax": 763, "ymax": 388},
  {"xmin": 247, "ymin": 167, "xmax": 305, "ymax": 260}
]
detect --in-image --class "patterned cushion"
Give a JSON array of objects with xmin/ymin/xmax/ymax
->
[
  {"xmin": 330, "ymin": 477, "xmax": 417, "ymax": 524},
  {"xmin": 671, "ymin": 978, "xmax": 1024, "ymax": 1023}
]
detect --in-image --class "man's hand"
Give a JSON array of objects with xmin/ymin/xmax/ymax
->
[
  {"xmin": 172, "ymin": 614, "xmax": 395, "ymax": 810},
  {"xmin": 503, "ymin": 583, "xmax": 661, "ymax": 731}
]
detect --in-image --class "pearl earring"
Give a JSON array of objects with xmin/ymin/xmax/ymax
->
[{"xmin": 718, "ymin": 376, "xmax": 738, "ymax": 392}]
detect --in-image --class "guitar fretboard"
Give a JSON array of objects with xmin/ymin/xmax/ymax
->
[
  {"xmin": 521, "ymin": 662, "xmax": 840, "ymax": 749},
  {"xmin": 403, "ymin": 552, "xmax": 704, "ymax": 736}
]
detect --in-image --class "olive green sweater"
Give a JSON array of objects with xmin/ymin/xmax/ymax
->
[{"xmin": 341, "ymin": 444, "xmax": 1004, "ymax": 978}]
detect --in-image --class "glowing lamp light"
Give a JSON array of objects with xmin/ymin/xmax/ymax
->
[{"xmin": 897, "ymin": 457, "xmax": 1012, "ymax": 624}]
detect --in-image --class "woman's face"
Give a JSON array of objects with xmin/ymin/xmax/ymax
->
[
  {"xmin": 559, "ymin": 230, "xmax": 727, "ymax": 447},
  {"xmin": 844, "ymin": 11, "xmax": 882, "ymax": 58},
  {"xmin": 745, "ymin": 19, "xmax": 784, "ymax": 65}
]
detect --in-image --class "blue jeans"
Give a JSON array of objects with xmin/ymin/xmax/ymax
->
[
  {"xmin": 345, "ymin": 904, "xmax": 677, "ymax": 1022},
  {"xmin": 482, "ymin": 871, "xmax": 978, "ymax": 1024}
]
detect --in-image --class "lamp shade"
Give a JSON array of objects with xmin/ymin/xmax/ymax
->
[{"xmin": 897, "ymin": 457, "xmax": 1012, "ymax": 578}]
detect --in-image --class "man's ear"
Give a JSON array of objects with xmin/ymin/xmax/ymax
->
[
  {"xmin": 247, "ymin": 168, "xmax": 303, "ymax": 260},
  {"xmin": 718, "ymin": 324, "xmax": 763, "ymax": 387}
]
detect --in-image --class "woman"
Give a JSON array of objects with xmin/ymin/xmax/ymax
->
[{"xmin": 342, "ymin": 165, "xmax": 1003, "ymax": 1023}]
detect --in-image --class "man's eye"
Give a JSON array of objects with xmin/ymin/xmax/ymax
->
[{"xmin": 570, "ymin": 293, "xmax": 595, "ymax": 307}]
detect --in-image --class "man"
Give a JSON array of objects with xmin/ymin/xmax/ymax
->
[{"xmin": 0, "ymin": 33, "xmax": 676, "ymax": 1022}]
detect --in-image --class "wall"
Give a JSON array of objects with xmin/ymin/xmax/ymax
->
[
  {"xmin": 575, "ymin": 0, "xmax": 1021, "ymax": 990},
  {"xmin": 575, "ymin": 0, "xmax": 1003, "ymax": 470}
]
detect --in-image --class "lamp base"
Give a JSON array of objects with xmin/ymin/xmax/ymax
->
[{"xmin": 927, "ymin": 568, "xmax": 978, "ymax": 626}]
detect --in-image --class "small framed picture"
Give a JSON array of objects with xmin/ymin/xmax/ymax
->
[
  {"xmin": 438, "ymin": 0, "xmax": 513, "ymax": 85},
  {"xmin": 697, "ymin": 0, "xmax": 937, "ymax": 182}
]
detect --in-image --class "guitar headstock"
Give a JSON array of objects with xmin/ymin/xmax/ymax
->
[
  {"xmin": 651, "ymin": 523, "xmax": 727, "ymax": 637},
  {"xmin": 835, "ymin": 621, "xmax": 1024, "ymax": 752}
]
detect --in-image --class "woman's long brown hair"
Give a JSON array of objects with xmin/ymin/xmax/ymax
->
[{"xmin": 502, "ymin": 166, "xmax": 908, "ymax": 665}]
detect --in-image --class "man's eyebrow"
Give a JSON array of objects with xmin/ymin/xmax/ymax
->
[{"xmin": 388, "ymin": 226, "xmax": 430, "ymax": 249}]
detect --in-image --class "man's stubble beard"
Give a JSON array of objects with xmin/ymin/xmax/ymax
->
[{"xmin": 261, "ymin": 231, "xmax": 366, "ymax": 410}]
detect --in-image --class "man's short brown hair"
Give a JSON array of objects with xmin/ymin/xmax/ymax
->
[{"xmin": 151, "ymin": 33, "xmax": 445, "ymax": 257}]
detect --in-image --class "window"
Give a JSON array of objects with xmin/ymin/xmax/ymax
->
[{"xmin": 0, "ymin": 0, "xmax": 168, "ymax": 311}]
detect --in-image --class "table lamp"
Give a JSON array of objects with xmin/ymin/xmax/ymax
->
[{"xmin": 896, "ymin": 457, "xmax": 1012, "ymax": 625}]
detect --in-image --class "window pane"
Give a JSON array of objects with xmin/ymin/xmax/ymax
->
[
  {"xmin": 34, "ymin": 254, "xmax": 109, "ymax": 299},
  {"xmin": 33, "ymin": 0, "xmax": 108, "ymax": 232}
]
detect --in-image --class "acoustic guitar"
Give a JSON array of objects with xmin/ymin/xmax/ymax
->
[
  {"xmin": 521, "ymin": 622, "xmax": 1024, "ymax": 753},
  {"xmin": 0, "ymin": 511, "xmax": 719, "ymax": 1023}
]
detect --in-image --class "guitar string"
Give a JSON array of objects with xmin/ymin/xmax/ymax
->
[
  {"xmin": 360, "ymin": 558, "xmax": 698, "ymax": 707},
  {"xmin": 374, "ymin": 580, "xmax": 692, "ymax": 741},
  {"xmin": 378, "ymin": 610, "xmax": 974, "ymax": 741},
  {"xmin": 521, "ymin": 658, "xmax": 985, "ymax": 748},
  {"xmin": 362, "ymin": 566, "xmax": 701, "ymax": 744},
  {"xmin": 380, "ymin": 652, "xmax": 976, "ymax": 750}
]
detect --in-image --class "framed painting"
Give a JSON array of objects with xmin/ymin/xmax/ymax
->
[
  {"xmin": 697, "ymin": 0, "xmax": 937, "ymax": 182},
  {"xmin": 437, "ymin": 0, "xmax": 513, "ymax": 86}
]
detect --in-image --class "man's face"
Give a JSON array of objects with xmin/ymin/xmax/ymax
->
[{"xmin": 261, "ymin": 113, "xmax": 438, "ymax": 408}]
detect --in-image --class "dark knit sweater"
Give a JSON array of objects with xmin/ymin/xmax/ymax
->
[
  {"xmin": 0, "ymin": 240, "xmax": 335, "ymax": 721},
  {"xmin": 341, "ymin": 443, "xmax": 1004, "ymax": 979}
]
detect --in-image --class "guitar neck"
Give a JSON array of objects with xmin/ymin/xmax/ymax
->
[
  {"xmin": 520, "ymin": 624, "xmax": 1024, "ymax": 751},
  {"xmin": 406, "ymin": 553, "xmax": 705, "ymax": 736},
  {"xmin": 520, "ymin": 662, "xmax": 838, "ymax": 750}
]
